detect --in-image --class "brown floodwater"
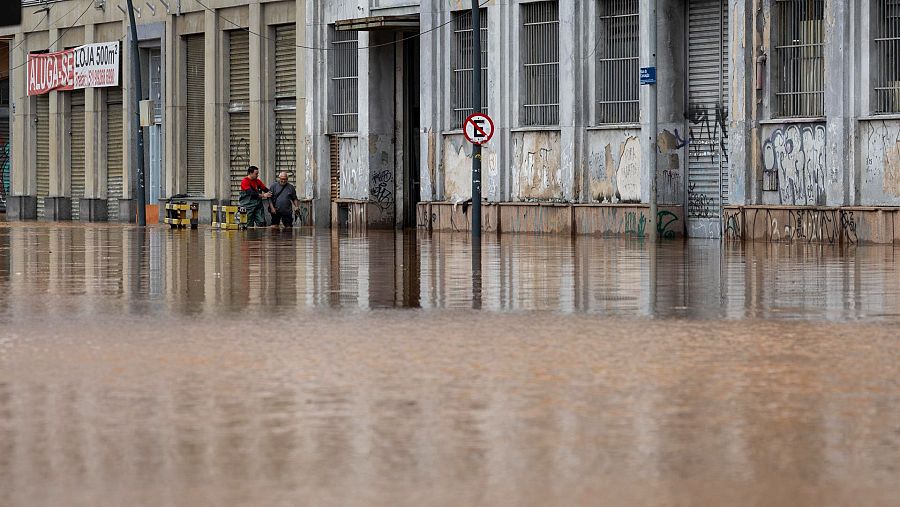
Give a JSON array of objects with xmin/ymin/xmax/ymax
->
[{"xmin": 0, "ymin": 221, "xmax": 898, "ymax": 506}]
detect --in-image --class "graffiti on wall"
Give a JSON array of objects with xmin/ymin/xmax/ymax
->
[
  {"xmin": 862, "ymin": 121, "xmax": 900, "ymax": 199},
  {"xmin": 723, "ymin": 208, "xmax": 742, "ymax": 240},
  {"xmin": 762, "ymin": 124, "xmax": 826, "ymax": 205},
  {"xmin": 371, "ymin": 169, "xmax": 393, "ymax": 211},
  {"xmin": 616, "ymin": 137, "xmax": 641, "ymax": 202},
  {"xmin": 751, "ymin": 208, "xmax": 857, "ymax": 244},
  {"xmin": 686, "ymin": 103, "xmax": 729, "ymax": 165}
]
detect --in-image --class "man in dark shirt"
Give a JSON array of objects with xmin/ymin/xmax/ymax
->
[
  {"xmin": 239, "ymin": 166, "xmax": 272, "ymax": 227},
  {"xmin": 268, "ymin": 171, "xmax": 299, "ymax": 228}
]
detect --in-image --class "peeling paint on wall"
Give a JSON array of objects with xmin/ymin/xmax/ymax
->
[
  {"xmin": 862, "ymin": 121, "xmax": 900, "ymax": 204},
  {"xmin": 512, "ymin": 131, "xmax": 563, "ymax": 201},
  {"xmin": 585, "ymin": 130, "xmax": 643, "ymax": 204},
  {"xmin": 762, "ymin": 124, "xmax": 826, "ymax": 205},
  {"xmin": 441, "ymin": 134, "xmax": 498, "ymax": 203},
  {"xmin": 338, "ymin": 137, "xmax": 365, "ymax": 200}
]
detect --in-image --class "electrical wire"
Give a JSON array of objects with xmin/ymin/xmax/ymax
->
[
  {"xmin": 8, "ymin": 0, "xmax": 87, "ymax": 53},
  {"xmin": 193, "ymin": 0, "xmax": 490, "ymax": 52},
  {"xmin": 8, "ymin": 0, "xmax": 95, "ymax": 73}
]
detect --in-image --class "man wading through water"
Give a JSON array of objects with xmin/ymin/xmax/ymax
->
[
  {"xmin": 269, "ymin": 171, "xmax": 300, "ymax": 228},
  {"xmin": 240, "ymin": 166, "xmax": 272, "ymax": 227}
]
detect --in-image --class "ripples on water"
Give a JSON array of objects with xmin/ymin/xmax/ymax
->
[
  {"xmin": 0, "ymin": 223, "xmax": 899, "ymax": 321},
  {"xmin": 0, "ymin": 223, "xmax": 899, "ymax": 507}
]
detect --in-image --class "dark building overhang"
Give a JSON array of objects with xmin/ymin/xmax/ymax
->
[{"xmin": 335, "ymin": 14, "xmax": 420, "ymax": 32}]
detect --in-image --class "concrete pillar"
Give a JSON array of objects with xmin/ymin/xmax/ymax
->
[
  {"xmin": 365, "ymin": 31, "xmax": 395, "ymax": 227},
  {"xmin": 121, "ymin": 19, "xmax": 136, "ymax": 220},
  {"xmin": 419, "ymin": 0, "xmax": 441, "ymax": 202},
  {"xmin": 249, "ymin": 1, "xmax": 270, "ymax": 183},
  {"xmin": 204, "ymin": 8, "xmax": 223, "ymax": 203},
  {"xmin": 82, "ymin": 23, "xmax": 108, "ymax": 220},
  {"xmin": 305, "ymin": 0, "xmax": 331, "ymax": 225},
  {"xmin": 164, "ymin": 14, "xmax": 183, "ymax": 198},
  {"xmin": 559, "ymin": 0, "xmax": 578, "ymax": 202},
  {"xmin": 824, "ymin": 0, "xmax": 852, "ymax": 205},
  {"xmin": 728, "ymin": 0, "xmax": 753, "ymax": 205},
  {"xmin": 295, "ymin": 0, "xmax": 309, "ymax": 206},
  {"xmin": 46, "ymin": 27, "xmax": 72, "ymax": 220},
  {"xmin": 9, "ymin": 32, "xmax": 37, "ymax": 219}
]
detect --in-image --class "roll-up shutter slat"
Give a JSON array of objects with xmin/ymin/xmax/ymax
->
[
  {"xmin": 275, "ymin": 25, "xmax": 297, "ymax": 185},
  {"xmin": 70, "ymin": 91, "xmax": 85, "ymax": 220},
  {"xmin": 0, "ymin": 114, "xmax": 9, "ymax": 210},
  {"xmin": 229, "ymin": 31, "xmax": 251, "ymax": 204},
  {"xmin": 275, "ymin": 25, "xmax": 296, "ymax": 99},
  {"xmin": 106, "ymin": 88, "xmax": 123, "ymax": 220},
  {"xmin": 36, "ymin": 95, "xmax": 50, "ymax": 219},
  {"xmin": 186, "ymin": 35, "xmax": 205, "ymax": 197}
]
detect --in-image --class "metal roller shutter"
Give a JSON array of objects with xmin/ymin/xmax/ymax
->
[
  {"xmin": 106, "ymin": 88, "xmax": 123, "ymax": 220},
  {"xmin": 0, "ymin": 115, "xmax": 9, "ymax": 211},
  {"xmin": 36, "ymin": 95, "xmax": 50, "ymax": 219},
  {"xmin": 185, "ymin": 35, "xmax": 205, "ymax": 197},
  {"xmin": 275, "ymin": 25, "xmax": 297, "ymax": 184},
  {"xmin": 686, "ymin": 0, "xmax": 729, "ymax": 238},
  {"xmin": 70, "ymin": 91, "xmax": 85, "ymax": 220},
  {"xmin": 229, "ymin": 30, "xmax": 250, "ymax": 204}
]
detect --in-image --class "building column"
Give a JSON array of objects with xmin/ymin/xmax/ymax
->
[
  {"xmin": 559, "ymin": 0, "xmax": 578, "ymax": 203},
  {"xmin": 204, "ymin": 7, "xmax": 224, "ymax": 205},
  {"xmin": 164, "ymin": 13, "xmax": 183, "ymax": 199},
  {"xmin": 9, "ymin": 32, "xmax": 37, "ymax": 219},
  {"xmin": 121, "ymin": 19, "xmax": 136, "ymax": 221},
  {"xmin": 728, "ymin": 0, "xmax": 753, "ymax": 205},
  {"xmin": 249, "ymin": 1, "xmax": 270, "ymax": 183},
  {"xmin": 295, "ymin": 0, "xmax": 309, "ymax": 207},
  {"xmin": 824, "ymin": 0, "xmax": 852, "ymax": 205},
  {"xmin": 46, "ymin": 27, "xmax": 71, "ymax": 221},
  {"xmin": 82, "ymin": 23, "xmax": 108, "ymax": 220}
]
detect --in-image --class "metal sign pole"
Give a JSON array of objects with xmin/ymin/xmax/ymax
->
[
  {"xmin": 125, "ymin": 0, "xmax": 146, "ymax": 226},
  {"xmin": 648, "ymin": 0, "xmax": 658, "ymax": 241},
  {"xmin": 471, "ymin": 1, "xmax": 482, "ymax": 238}
]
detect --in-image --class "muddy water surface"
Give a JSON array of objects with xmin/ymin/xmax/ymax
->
[{"xmin": 0, "ymin": 222, "xmax": 898, "ymax": 506}]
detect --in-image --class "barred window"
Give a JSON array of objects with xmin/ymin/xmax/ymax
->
[
  {"xmin": 330, "ymin": 29, "xmax": 359, "ymax": 134},
  {"xmin": 451, "ymin": 8, "xmax": 488, "ymax": 129},
  {"xmin": 597, "ymin": 0, "xmax": 639, "ymax": 124},
  {"xmin": 874, "ymin": 0, "xmax": 900, "ymax": 113},
  {"xmin": 522, "ymin": 1, "xmax": 559, "ymax": 126},
  {"xmin": 773, "ymin": 0, "xmax": 825, "ymax": 118}
]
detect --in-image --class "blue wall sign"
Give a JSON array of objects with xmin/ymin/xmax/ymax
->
[{"xmin": 640, "ymin": 67, "xmax": 657, "ymax": 85}]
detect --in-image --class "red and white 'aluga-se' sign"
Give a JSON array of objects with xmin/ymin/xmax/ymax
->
[
  {"xmin": 27, "ymin": 42, "xmax": 120, "ymax": 96},
  {"xmin": 463, "ymin": 113, "xmax": 495, "ymax": 146}
]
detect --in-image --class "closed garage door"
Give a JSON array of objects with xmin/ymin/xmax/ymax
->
[
  {"xmin": 36, "ymin": 95, "xmax": 50, "ymax": 219},
  {"xmin": 186, "ymin": 35, "xmax": 205, "ymax": 197},
  {"xmin": 275, "ymin": 25, "xmax": 297, "ymax": 185},
  {"xmin": 228, "ymin": 30, "xmax": 250, "ymax": 204},
  {"xmin": 70, "ymin": 91, "xmax": 85, "ymax": 220},
  {"xmin": 107, "ymin": 88, "xmax": 123, "ymax": 220}
]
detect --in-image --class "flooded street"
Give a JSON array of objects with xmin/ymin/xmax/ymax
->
[{"xmin": 1, "ymin": 222, "xmax": 899, "ymax": 506}]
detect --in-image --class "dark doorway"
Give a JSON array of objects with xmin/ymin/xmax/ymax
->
[{"xmin": 403, "ymin": 37, "xmax": 421, "ymax": 228}]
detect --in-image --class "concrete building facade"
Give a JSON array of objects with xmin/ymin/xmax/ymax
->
[
  {"xmin": 1, "ymin": 0, "xmax": 305, "ymax": 223},
  {"xmin": 3, "ymin": 1, "xmax": 900, "ymax": 243}
]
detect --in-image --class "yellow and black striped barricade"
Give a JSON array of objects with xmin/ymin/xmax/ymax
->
[
  {"xmin": 164, "ymin": 202, "xmax": 199, "ymax": 229},
  {"xmin": 212, "ymin": 205, "xmax": 248, "ymax": 230}
]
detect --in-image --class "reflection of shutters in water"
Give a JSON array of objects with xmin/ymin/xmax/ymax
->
[
  {"xmin": 185, "ymin": 35, "xmax": 205, "ymax": 197},
  {"xmin": 228, "ymin": 30, "xmax": 250, "ymax": 204},
  {"xmin": 275, "ymin": 25, "xmax": 297, "ymax": 185},
  {"xmin": 0, "ymin": 113, "xmax": 9, "ymax": 209},
  {"xmin": 36, "ymin": 95, "xmax": 50, "ymax": 219},
  {"xmin": 107, "ymin": 88, "xmax": 123, "ymax": 220},
  {"xmin": 686, "ymin": 0, "xmax": 729, "ymax": 237},
  {"xmin": 70, "ymin": 91, "xmax": 86, "ymax": 220}
]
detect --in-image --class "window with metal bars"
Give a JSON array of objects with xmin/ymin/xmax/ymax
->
[
  {"xmin": 596, "ymin": 0, "xmax": 639, "ymax": 124},
  {"xmin": 521, "ymin": 1, "xmax": 560, "ymax": 126},
  {"xmin": 451, "ymin": 8, "xmax": 488, "ymax": 129},
  {"xmin": 874, "ymin": 0, "xmax": 900, "ymax": 113},
  {"xmin": 330, "ymin": 28, "xmax": 359, "ymax": 134},
  {"xmin": 772, "ymin": 0, "xmax": 825, "ymax": 118}
]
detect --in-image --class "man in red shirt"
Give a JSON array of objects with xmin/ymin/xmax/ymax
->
[{"xmin": 239, "ymin": 166, "xmax": 272, "ymax": 227}]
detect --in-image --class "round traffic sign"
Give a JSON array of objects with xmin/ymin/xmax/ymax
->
[{"xmin": 463, "ymin": 113, "xmax": 495, "ymax": 145}]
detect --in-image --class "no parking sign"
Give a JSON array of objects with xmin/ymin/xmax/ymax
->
[{"xmin": 463, "ymin": 113, "xmax": 495, "ymax": 146}]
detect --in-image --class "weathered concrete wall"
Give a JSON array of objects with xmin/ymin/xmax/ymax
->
[
  {"xmin": 859, "ymin": 120, "xmax": 900, "ymax": 206},
  {"xmin": 511, "ymin": 131, "xmax": 563, "ymax": 202},
  {"xmin": 585, "ymin": 130, "xmax": 641, "ymax": 204},
  {"xmin": 338, "ymin": 137, "xmax": 364, "ymax": 199},
  {"xmin": 575, "ymin": 205, "xmax": 684, "ymax": 239},
  {"xmin": 723, "ymin": 205, "xmax": 900, "ymax": 245},
  {"xmin": 441, "ymin": 134, "xmax": 499, "ymax": 203},
  {"xmin": 760, "ymin": 123, "xmax": 827, "ymax": 206}
]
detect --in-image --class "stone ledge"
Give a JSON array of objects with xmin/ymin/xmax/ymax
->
[{"xmin": 723, "ymin": 206, "xmax": 900, "ymax": 245}]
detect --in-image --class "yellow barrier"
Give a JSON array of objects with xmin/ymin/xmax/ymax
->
[
  {"xmin": 164, "ymin": 202, "xmax": 199, "ymax": 229},
  {"xmin": 212, "ymin": 204, "xmax": 248, "ymax": 230}
]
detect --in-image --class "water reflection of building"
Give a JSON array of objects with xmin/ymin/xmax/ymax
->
[{"xmin": 1, "ymin": 225, "xmax": 900, "ymax": 320}]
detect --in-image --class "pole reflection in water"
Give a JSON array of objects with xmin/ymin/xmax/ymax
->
[{"xmin": 1, "ymin": 222, "xmax": 900, "ymax": 506}]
